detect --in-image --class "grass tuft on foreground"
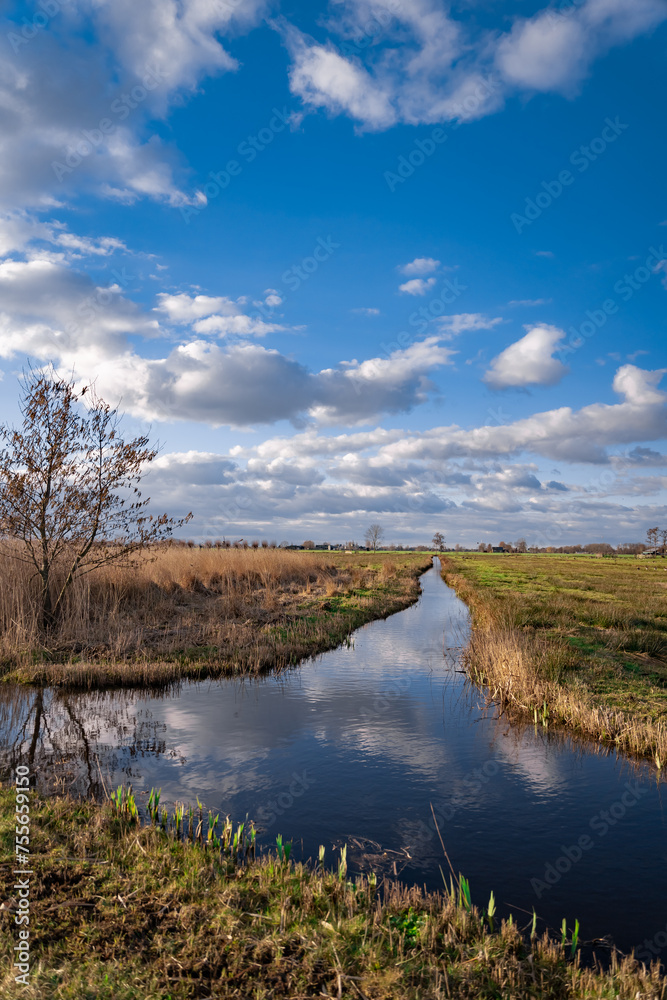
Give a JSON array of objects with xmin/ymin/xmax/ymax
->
[
  {"xmin": 0, "ymin": 550, "xmax": 431, "ymax": 689},
  {"xmin": 442, "ymin": 553, "xmax": 667, "ymax": 764},
  {"xmin": 1, "ymin": 787, "xmax": 665, "ymax": 999}
]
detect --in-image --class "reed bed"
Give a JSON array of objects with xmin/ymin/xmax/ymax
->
[
  {"xmin": 0, "ymin": 545, "xmax": 431, "ymax": 688},
  {"xmin": 1, "ymin": 785, "xmax": 665, "ymax": 999},
  {"xmin": 442, "ymin": 554, "xmax": 667, "ymax": 764}
]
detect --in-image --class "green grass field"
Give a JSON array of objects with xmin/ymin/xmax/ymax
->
[{"xmin": 442, "ymin": 553, "xmax": 667, "ymax": 761}]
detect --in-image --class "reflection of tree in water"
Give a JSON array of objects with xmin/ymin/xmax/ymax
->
[{"xmin": 0, "ymin": 685, "xmax": 174, "ymax": 797}]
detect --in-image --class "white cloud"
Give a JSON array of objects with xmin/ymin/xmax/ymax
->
[
  {"xmin": 437, "ymin": 313, "xmax": 503, "ymax": 336},
  {"xmin": 496, "ymin": 0, "xmax": 667, "ymax": 94},
  {"xmin": 400, "ymin": 257, "xmax": 440, "ymax": 276},
  {"xmin": 612, "ymin": 363, "xmax": 667, "ymax": 406},
  {"xmin": 157, "ymin": 365, "xmax": 667, "ymax": 543},
  {"xmin": 351, "ymin": 307, "xmax": 380, "ymax": 316},
  {"xmin": 89, "ymin": 0, "xmax": 264, "ymax": 100},
  {"xmin": 81, "ymin": 335, "xmax": 455, "ymax": 428},
  {"xmin": 155, "ymin": 291, "xmax": 285, "ymax": 337},
  {"xmin": 192, "ymin": 314, "xmax": 286, "ymax": 337},
  {"xmin": 0, "ymin": 258, "xmax": 158, "ymax": 362},
  {"xmin": 483, "ymin": 324, "xmax": 569, "ymax": 389},
  {"xmin": 0, "ymin": 211, "xmax": 132, "ymax": 261},
  {"xmin": 508, "ymin": 298, "xmax": 553, "ymax": 307},
  {"xmin": 263, "ymin": 289, "xmax": 283, "ymax": 307},
  {"xmin": 281, "ymin": 0, "xmax": 666, "ymax": 130},
  {"xmin": 0, "ymin": 255, "xmax": 455, "ymax": 427},
  {"xmin": 155, "ymin": 292, "xmax": 240, "ymax": 323},
  {"xmin": 0, "ymin": 0, "xmax": 268, "ymax": 211},
  {"xmin": 245, "ymin": 365, "xmax": 667, "ymax": 467},
  {"xmin": 399, "ymin": 277, "xmax": 437, "ymax": 296},
  {"xmin": 285, "ymin": 28, "xmax": 396, "ymax": 129}
]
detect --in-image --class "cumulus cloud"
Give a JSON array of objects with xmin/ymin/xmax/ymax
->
[
  {"xmin": 154, "ymin": 291, "xmax": 286, "ymax": 337},
  {"xmin": 0, "ymin": 253, "xmax": 455, "ymax": 427},
  {"xmin": 156, "ymin": 292, "xmax": 241, "ymax": 323},
  {"xmin": 90, "ymin": 0, "xmax": 267, "ymax": 100},
  {"xmin": 399, "ymin": 257, "xmax": 440, "ymax": 276},
  {"xmin": 399, "ymin": 277, "xmax": 437, "ymax": 296},
  {"xmin": 0, "ymin": 0, "xmax": 267, "ymax": 210},
  {"xmin": 242, "ymin": 365, "xmax": 667, "ymax": 467},
  {"xmin": 144, "ymin": 361, "xmax": 667, "ymax": 543},
  {"xmin": 0, "ymin": 211, "xmax": 132, "ymax": 261},
  {"xmin": 496, "ymin": 0, "xmax": 667, "ymax": 94},
  {"xmin": 281, "ymin": 0, "xmax": 666, "ymax": 130},
  {"xmin": 0, "ymin": 258, "xmax": 158, "ymax": 363},
  {"xmin": 437, "ymin": 313, "xmax": 503, "ymax": 337},
  {"xmin": 483, "ymin": 324, "xmax": 569, "ymax": 389},
  {"xmin": 284, "ymin": 27, "xmax": 396, "ymax": 129},
  {"xmin": 612, "ymin": 363, "xmax": 667, "ymax": 405}
]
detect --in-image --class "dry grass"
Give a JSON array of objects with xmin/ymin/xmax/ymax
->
[
  {"xmin": 442, "ymin": 554, "xmax": 667, "ymax": 764},
  {"xmin": 0, "ymin": 545, "xmax": 432, "ymax": 688},
  {"xmin": 1, "ymin": 786, "xmax": 666, "ymax": 999}
]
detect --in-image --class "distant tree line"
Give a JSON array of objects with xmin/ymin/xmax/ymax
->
[{"xmin": 474, "ymin": 540, "xmax": 655, "ymax": 556}]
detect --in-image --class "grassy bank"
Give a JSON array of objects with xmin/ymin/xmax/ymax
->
[
  {"xmin": 0, "ymin": 550, "xmax": 431, "ymax": 689},
  {"xmin": 0, "ymin": 786, "xmax": 664, "ymax": 999},
  {"xmin": 442, "ymin": 553, "xmax": 667, "ymax": 763}
]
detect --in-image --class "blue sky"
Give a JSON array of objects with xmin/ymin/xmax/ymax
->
[{"xmin": 1, "ymin": 0, "xmax": 666, "ymax": 546}]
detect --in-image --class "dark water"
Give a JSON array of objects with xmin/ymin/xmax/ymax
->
[{"xmin": 2, "ymin": 560, "xmax": 667, "ymax": 961}]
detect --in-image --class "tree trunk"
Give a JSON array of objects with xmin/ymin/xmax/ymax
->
[{"xmin": 39, "ymin": 571, "xmax": 55, "ymax": 634}]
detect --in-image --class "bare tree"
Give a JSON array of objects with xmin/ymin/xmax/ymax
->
[
  {"xmin": 432, "ymin": 531, "xmax": 445, "ymax": 551},
  {"xmin": 660, "ymin": 529, "xmax": 667, "ymax": 554},
  {"xmin": 515, "ymin": 537, "xmax": 527, "ymax": 553},
  {"xmin": 364, "ymin": 523, "xmax": 385, "ymax": 551},
  {"xmin": 647, "ymin": 527, "xmax": 660, "ymax": 548},
  {"xmin": 0, "ymin": 369, "xmax": 191, "ymax": 633}
]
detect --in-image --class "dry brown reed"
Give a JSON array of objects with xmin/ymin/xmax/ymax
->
[{"xmin": 0, "ymin": 545, "xmax": 430, "ymax": 688}]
